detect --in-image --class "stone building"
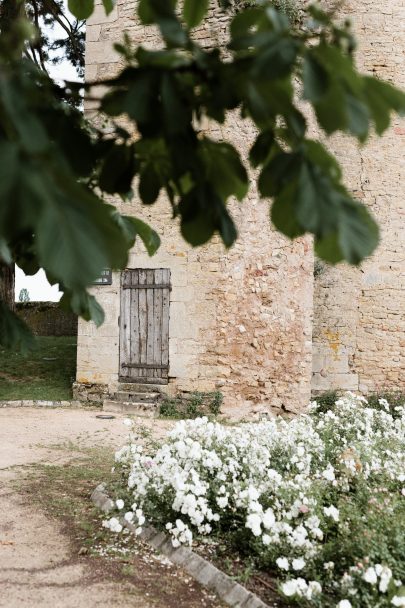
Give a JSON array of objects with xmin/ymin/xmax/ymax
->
[{"xmin": 75, "ymin": 0, "xmax": 404, "ymax": 413}]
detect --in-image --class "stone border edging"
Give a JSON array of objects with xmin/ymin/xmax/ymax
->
[
  {"xmin": 91, "ymin": 484, "xmax": 270, "ymax": 608},
  {"xmin": 0, "ymin": 400, "xmax": 81, "ymax": 408}
]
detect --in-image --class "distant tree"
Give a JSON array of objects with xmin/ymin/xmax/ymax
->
[
  {"xmin": 0, "ymin": 0, "xmax": 85, "ymax": 76},
  {"xmin": 18, "ymin": 288, "xmax": 30, "ymax": 303}
]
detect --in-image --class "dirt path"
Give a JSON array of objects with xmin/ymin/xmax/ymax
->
[{"xmin": 0, "ymin": 408, "xmax": 224, "ymax": 608}]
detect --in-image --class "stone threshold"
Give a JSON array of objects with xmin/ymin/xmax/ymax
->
[{"xmin": 92, "ymin": 484, "xmax": 270, "ymax": 608}]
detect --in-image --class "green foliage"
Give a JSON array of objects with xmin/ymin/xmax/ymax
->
[
  {"xmin": 234, "ymin": 0, "xmax": 300, "ymax": 23},
  {"xmin": 1, "ymin": 0, "xmax": 405, "ymax": 349},
  {"xmin": 314, "ymin": 390, "xmax": 405, "ymax": 419},
  {"xmin": 312, "ymin": 390, "xmax": 341, "ymax": 414},
  {"xmin": 160, "ymin": 390, "xmax": 223, "ymax": 419}
]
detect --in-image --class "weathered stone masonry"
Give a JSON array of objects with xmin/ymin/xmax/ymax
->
[
  {"xmin": 312, "ymin": 0, "xmax": 405, "ymax": 395},
  {"xmin": 76, "ymin": 0, "xmax": 313, "ymax": 413},
  {"xmin": 76, "ymin": 0, "xmax": 404, "ymax": 411}
]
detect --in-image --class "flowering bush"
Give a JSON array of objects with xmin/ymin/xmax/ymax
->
[{"xmin": 104, "ymin": 393, "xmax": 405, "ymax": 607}]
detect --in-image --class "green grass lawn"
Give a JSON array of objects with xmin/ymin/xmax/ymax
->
[{"xmin": 0, "ymin": 336, "xmax": 77, "ymax": 401}]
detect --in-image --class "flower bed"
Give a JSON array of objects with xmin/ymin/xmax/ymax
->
[{"xmin": 103, "ymin": 393, "xmax": 405, "ymax": 607}]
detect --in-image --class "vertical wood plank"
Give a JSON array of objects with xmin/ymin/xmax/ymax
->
[
  {"xmin": 138, "ymin": 269, "xmax": 148, "ymax": 380},
  {"xmin": 119, "ymin": 270, "xmax": 130, "ymax": 380},
  {"xmin": 153, "ymin": 269, "xmax": 163, "ymax": 379},
  {"xmin": 161, "ymin": 268, "xmax": 170, "ymax": 380},
  {"xmin": 146, "ymin": 269, "xmax": 154, "ymax": 379},
  {"xmin": 130, "ymin": 269, "xmax": 140, "ymax": 380}
]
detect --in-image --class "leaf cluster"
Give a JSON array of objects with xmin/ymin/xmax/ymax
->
[
  {"xmin": 1, "ymin": 0, "xmax": 405, "ymax": 348},
  {"xmin": 90, "ymin": 0, "xmax": 405, "ymax": 264},
  {"xmin": 0, "ymin": 49, "xmax": 159, "ymax": 346}
]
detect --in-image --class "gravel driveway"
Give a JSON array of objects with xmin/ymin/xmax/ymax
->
[{"xmin": 0, "ymin": 407, "xmax": 224, "ymax": 608}]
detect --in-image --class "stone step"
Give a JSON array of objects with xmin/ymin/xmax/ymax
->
[
  {"xmin": 118, "ymin": 382, "xmax": 166, "ymax": 393},
  {"xmin": 115, "ymin": 391, "xmax": 161, "ymax": 403},
  {"xmin": 103, "ymin": 400, "xmax": 159, "ymax": 417}
]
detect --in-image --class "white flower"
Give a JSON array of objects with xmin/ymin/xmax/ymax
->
[
  {"xmin": 392, "ymin": 596, "xmax": 405, "ymax": 607},
  {"xmin": 307, "ymin": 581, "xmax": 322, "ymax": 598},
  {"xmin": 379, "ymin": 566, "xmax": 393, "ymax": 593},
  {"xmin": 262, "ymin": 508, "xmax": 275, "ymax": 529},
  {"xmin": 175, "ymin": 519, "xmax": 185, "ymax": 532},
  {"xmin": 292, "ymin": 558, "xmax": 306, "ymax": 571},
  {"xmin": 123, "ymin": 418, "xmax": 133, "ymax": 427},
  {"xmin": 363, "ymin": 567, "xmax": 378, "ymax": 585},
  {"xmin": 324, "ymin": 505, "xmax": 339, "ymax": 522},
  {"xmin": 217, "ymin": 496, "xmax": 228, "ymax": 509},
  {"xmin": 116, "ymin": 499, "xmax": 125, "ymax": 510},
  {"xmin": 247, "ymin": 486, "xmax": 260, "ymax": 501},
  {"xmin": 281, "ymin": 579, "xmax": 298, "ymax": 597},
  {"xmin": 245, "ymin": 513, "xmax": 262, "ymax": 536},
  {"xmin": 337, "ymin": 601, "xmax": 352, "ymax": 608},
  {"xmin": 322, "ymin": 465, "xmax": 336, "ymax": 481},
  {"xmin": 276, "ymin": 557, "xmax": 289, "ymax": 571},
  {"xmin": 106, "ymin": 517, "xmax": 122, "ymax": 533},
  {"xmin": 124, "ymin": 511, "xmax": 134, "ymax": 522}
]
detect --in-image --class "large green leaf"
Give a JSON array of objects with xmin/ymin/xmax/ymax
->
[
  {"xmin": 258, "ymin": 149, "xmax": 299, "ymax": 197},
  {"xmin": 295, "ymin": 162, "xmax": 340, "ymax": 234},
  {"xmin": 338, "ymin": 201, "xmax": 379, "ymax": 265},
  {"xmin": 200, "ymin": 140, "xmax": 248, "ymax": 201},
  {"xmin": 183, "ymin": 0, "xmax": 209, "ymax": 29},
  {"xmin": 68, "ymin": 0, "xmax": 94, "ymax": 20},
  {"xmin": 160, "ymin": 74, "xmax": 190, "ymax": 134},
  {"xmin": 363, "ymin": 76, "xmax": 405, "ymax": 135},
  {"xmin": 302, "ymin": 53, "xmax": 329, "ymax": 102},
  {"xmin": 139, "ymin": 163, "xmax": 162, "ymax": 204},
  {"xmin": 126, "ymin": 217, "xmax": 161, "ymax": 255},
  {"xmin": 179, "ymin": 186, "xmax": 238, "ymax": 248},
  {"xmin": 252, "ymin": 37, "xmax": 298, "ymax": 80},
  {"xmin": 249, "ymin": 130, "xmax": 275, "ymax": 168},
  {"xmin": 99, "ymin": 143, "xmax": 137, "ymax": 194},
  {"xmin": 345, "ymin": 91, "xmax": 370, "ymax": 141},
  {"xmin": 31, "ymin": 169, "xmax": 129, "ymax": 289},
  {"xmin": 102, "ymin": 0, "xmax": 116, "ymax": 15},
  {"xmin": 271, "ymin": 182, "xmax": 305, "ymax": 239},
  {"xmin": 230, "ymin": 7, "xmax": 263, "ymax": 40},
  {"xmin": 61, "ymin": 290, "xmax": 105, "ymax": 326}
]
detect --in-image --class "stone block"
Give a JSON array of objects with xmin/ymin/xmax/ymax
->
[
  {"xmin": 85, "ymin": 41, "xmax": 120, "ymax": 65},
  {"xmin": 87, "ymin": 4, "xmax": 118, "ymax": 25}
]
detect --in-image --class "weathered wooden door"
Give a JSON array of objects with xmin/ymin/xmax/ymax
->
[{"xmin": 119, "ymin": 269, "xmax": 170, "ymax": 383}]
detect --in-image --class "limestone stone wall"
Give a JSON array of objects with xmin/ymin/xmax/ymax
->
[
  {"xmin": 78, "ymin": 0, "xmax": 313, "ymax": 413},
  {"xmin": 312, "ymin": 0, "xmax": 405, "ymax": 394}
]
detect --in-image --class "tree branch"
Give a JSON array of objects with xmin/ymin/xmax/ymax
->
[
  {"xmin": 31, "ymin": 0, "xmax": 49, "ymax": 73},
  {"xmin": 43, "ymin": 0, "xmax": 83, "ymax": 65}
]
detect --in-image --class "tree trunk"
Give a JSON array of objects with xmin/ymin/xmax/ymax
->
[{"xmin": 0, "ymin": 263, "xmax": 15, "ymax": 311}]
